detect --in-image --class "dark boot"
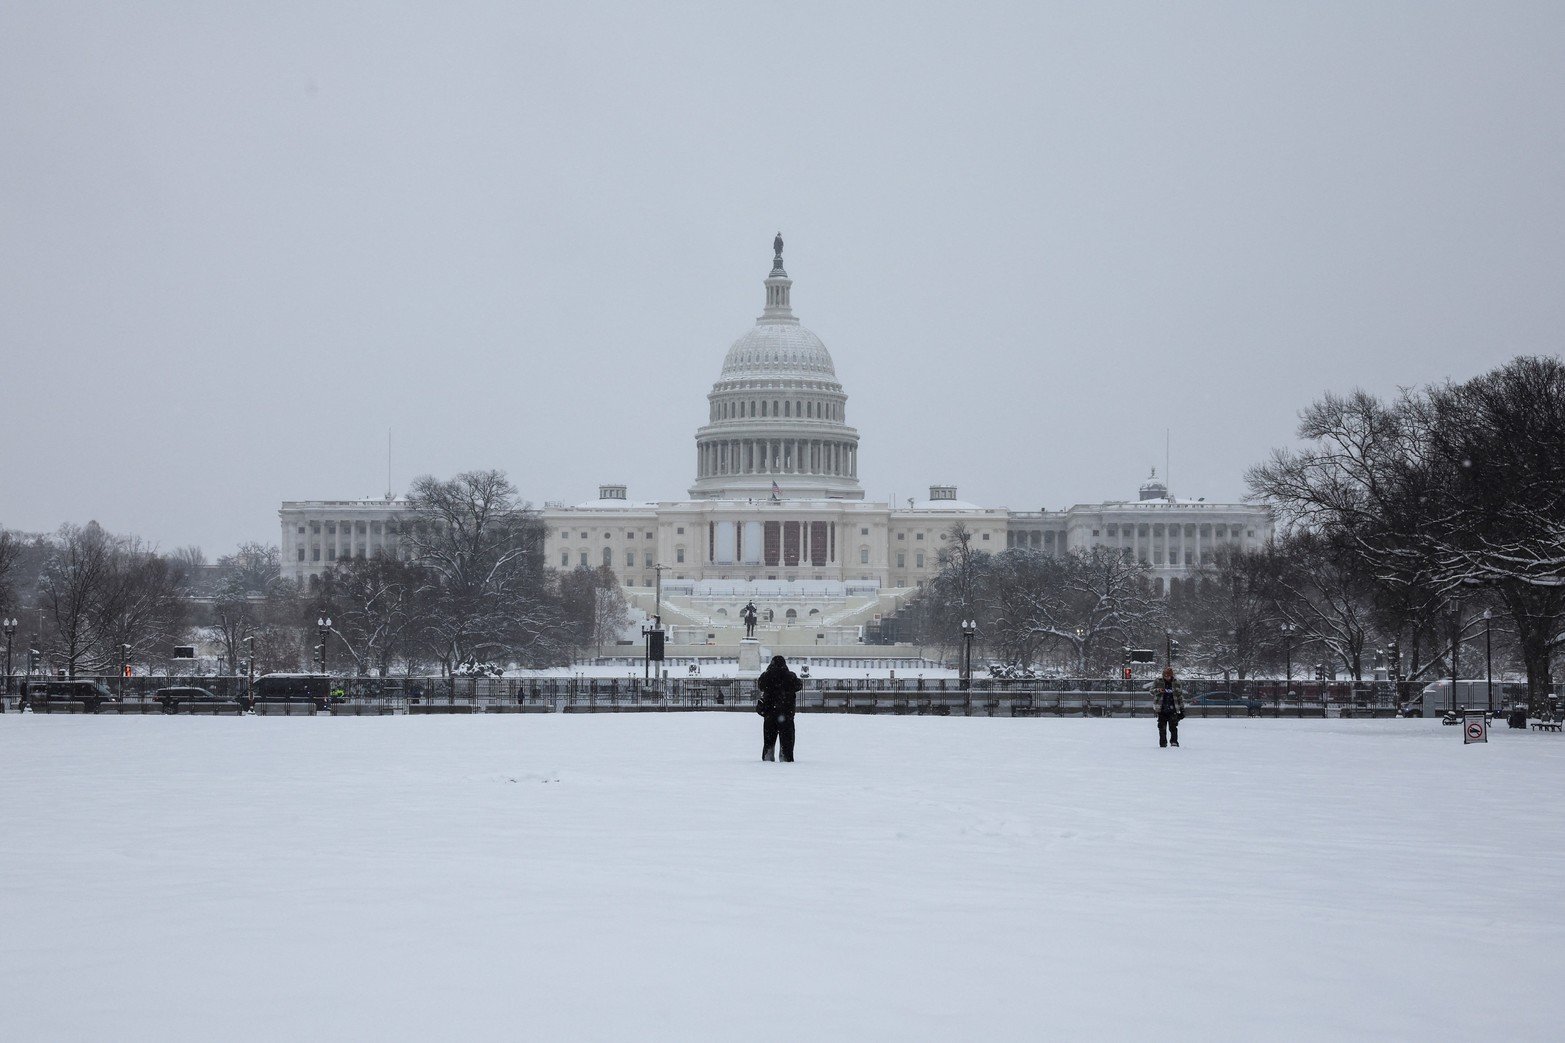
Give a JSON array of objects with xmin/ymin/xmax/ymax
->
[{"xmin": 762, "ymin": 748, "xmax": 775, "ymax": 761}]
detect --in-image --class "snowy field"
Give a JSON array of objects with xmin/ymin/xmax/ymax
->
[{"xmin": 2, "ymin": 715, "xmax": 1562, "ymax": 1042}]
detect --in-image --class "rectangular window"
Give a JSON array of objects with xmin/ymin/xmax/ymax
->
[
  {"xmin": 562, "ymin": 552, "xmax": 570, "ymax": 567},
  {"xmin": 896, "ymin": 552, "xmax": 905, "ymax": 567},
  {"xmin": 860, "ymin": 548, "xmax": 869, "ymax": 564},
  {"xmin": 645, "ymin": 532, "xmax": 653, "ymax": 540},
  {"xmin": 626, "ymin": 552, "xmax": 635, "ymax": 567},
  {"xmin": 896, "ymin": 532, "xmax": 905, "ymax": 541},
  {"xmin": 297, "ymin": 548, "xmax": 305, "ymax": 561},
  {"xmin": 764, "ymin": 521, "xmax": 781, "ymax": 567},
  {"xmin": 916, "ymin": 533, "xmax": 924, "ymax": 541},
  {"xmin": 627, "ymin": 531, "xmax": 635, "ymax": 539},
  {"xmin": 916, "ymin": 552, "xmax": 925, "ymax": 568},
  {"xmin": 312, "ymin": 548, "xmax": 320, "ymax": 561},
  {"xmin": 809, "ymin": 521, "xmax": 829, "ymax": 566},
  {"xmin": 860, "ymin": 527, "xmax": 869, "ymax": 536},
  {"xmin": 297, "ymin": 526, "xmax": 305, "ymax": 534},
  {"xmin": 783, "ymin": 521, "xmax": 801, "ymax": 566},
  {"xmin": 579, "ymin": 532, "xmax": 587, "ymax": 539},
  {"xmin": 644, "ymin": 552, "xmax": 653, "ymax": 567},
  {"xmin": 676, "ymin": 527, "xmax": 685, "ymax": 535},
  {"xmin": 981, "ymin": 532, "xmax": 990, "ymax": 541},
  {"xmin": 676, "ymin": 548, "xmax": 686, "ymax": 563},
  {"xmin": 579, "ymin": 552, "xmax": 588, "ymax": 567}
]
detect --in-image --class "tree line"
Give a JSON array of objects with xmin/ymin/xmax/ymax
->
[
  {"xmin": 904, "ymin": 356, "xmax": 1560, "ymax": 705},
  {"xmin": 0, "ymin": 471, "xmax": 626, "ymax": 679}
]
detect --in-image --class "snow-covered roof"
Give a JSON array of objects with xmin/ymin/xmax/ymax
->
[{"xmin": 904, "ymin": 498, "xmax": 988, "ymax": 511}]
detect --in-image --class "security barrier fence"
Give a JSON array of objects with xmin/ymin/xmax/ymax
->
[{"xmin": 1, "ymin": 675, "xmax": 1550, "ymax": 717}]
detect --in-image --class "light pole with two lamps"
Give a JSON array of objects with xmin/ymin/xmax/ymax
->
[
  {"xmin": 1483, "ymin": 608, "xmax": 1493, "ymax": 714},
  {"xmin": 2, "ymin": 618, "xmax": 16, "ymax": 706},
  {"xmin": 1280, "ymin": 622, "xmax": 1298, "ymax": 704},
  {"xmin": 316, "ymin": 616, "xmax": 332, "ymax": 675},
  {"xmin": 960, "ymin": 620, "xmax": 978, "ymax": 689}
]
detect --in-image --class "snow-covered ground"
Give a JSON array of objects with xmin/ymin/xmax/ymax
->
[{"xmin": 2, "ymin": 715, "xmax": 1561, "ymax": 1041}]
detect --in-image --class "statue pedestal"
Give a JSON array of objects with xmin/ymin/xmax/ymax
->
[{"xmin": 738, "ymin": 638, "xmax": 764, "ymax": 673}]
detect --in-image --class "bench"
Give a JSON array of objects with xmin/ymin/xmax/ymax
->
[
  {"xmin": 1532, "ymin": 718, "xmax": 1562, "ymax": 732},
  {"xmin": 330, "ymin": 703, "xmax": 394, "ymax": 715}
]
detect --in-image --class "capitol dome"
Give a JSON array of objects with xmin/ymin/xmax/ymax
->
[
  {"xmin": 689, "ymin": 234, "xmax": 863, "ymax": 501},
  {"xmin": 719, "ymin": 321, "xmax": 837, "ymax": 380}
]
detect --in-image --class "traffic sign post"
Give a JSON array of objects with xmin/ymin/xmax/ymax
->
[{"xmin": 1463, "ymin": 710, "xmax": 1488, "ymax": 745}]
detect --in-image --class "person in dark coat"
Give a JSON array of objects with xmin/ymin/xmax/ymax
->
[
  {"xmin": 755, "ymin": 654, "xmax": 803, "ymax": 762},
  {"xmin": 1155, "ymin": 666, "xmax": 1185, "ymax": 747}
]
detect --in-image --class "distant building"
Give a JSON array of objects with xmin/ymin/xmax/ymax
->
[{"xmin": 280, "ymin": 237, "xmax": 1271, "ymax": 642}]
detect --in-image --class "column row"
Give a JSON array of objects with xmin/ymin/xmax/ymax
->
[{"xmin": 697, "ymin": 438, "xmax": 857, "ymax": 479}]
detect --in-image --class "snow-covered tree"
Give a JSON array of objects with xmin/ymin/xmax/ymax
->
[{"xmin": 1250, "ymin": 356, "xmax": 1565, "ymax": 705}]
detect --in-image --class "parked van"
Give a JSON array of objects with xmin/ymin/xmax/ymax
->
[
  {"xmin": 1402, "ymin": 679, "xmax": 1523, "ymax": 716},
  {"xmin": 249, "ymin": 673, "xmax": 330, "ymax": 711}
]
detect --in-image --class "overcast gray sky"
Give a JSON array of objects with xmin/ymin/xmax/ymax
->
[{"xmin": 2, "ymin": 2, "xmax": 1562, "ymax": 555}]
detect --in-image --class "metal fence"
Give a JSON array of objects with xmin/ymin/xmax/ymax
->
[{"xmin": 3, "ymin": 674, "xmax": 1551, "ymax": 717}]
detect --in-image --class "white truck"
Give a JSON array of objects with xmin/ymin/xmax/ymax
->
[{"xmin": 1401, "ymin": 679, "xmax": 1523, "ymax": 716}]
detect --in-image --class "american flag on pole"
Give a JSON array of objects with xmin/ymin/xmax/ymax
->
[{"xmin": 770, "ymin": 480, "xmax": 781, "ymax": 500}]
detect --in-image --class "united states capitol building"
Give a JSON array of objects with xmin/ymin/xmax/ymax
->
[{"xmin": 279, "ymin": 236, "xmax": 1271, "ymax": 652}]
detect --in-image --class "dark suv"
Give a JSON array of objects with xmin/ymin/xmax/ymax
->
[
  {"xmin": 152, "ymin": 686, "xmax": 227, "ymax": 713},
  {"xmin": 19, "ymin": 679, "xmax": 119, "ymax": 713}
]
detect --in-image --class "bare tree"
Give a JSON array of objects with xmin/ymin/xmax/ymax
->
[
  {"xmin": 1174, "ymin": 545, "xmax": 1277, "ymax": 681},
  {"xmin": 403, "ymin": 470, "xmax": 569, "ymax": 670},
  {"xmin": 977, "ymin": 547, "xmax": 1157, "ymax": 673},
  {"xmin": 37, "ymin": 523, "xmax": 116, "ymax": 678},
  {"xmin": 91, "ymin": 537, "xmax": 190, "ymax": 674},
  {"xmin": 1250, "ymin": 356, "xmax": 1565, "ymax": 705},
  {"xmin": 319, "ymin": 555, "xmax": 425, "ymax": 676},
  {"xmin": 0, "ymin": 528, "xmax": 18, "ymax": 615}
]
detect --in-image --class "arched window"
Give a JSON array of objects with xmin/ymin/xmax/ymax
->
[
  {"xmin": 784, "ymin": 401, "xmax": 790, "ymax": 417},
  {"xmin": 761, "ymin": 401, "xmax": 768, "ymax": 417},
  {"xmin": 785, "ymin": 609, "xmax": 798, "ymax": 623},
  {"xmin": 602, "ymin": 547, "xmax": 613, "ymax": 567}
]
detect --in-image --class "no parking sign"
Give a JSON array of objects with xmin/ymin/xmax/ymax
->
[{"xmin": 1463, "ymin": 711, "xmax": 1488, "ymax": 745}]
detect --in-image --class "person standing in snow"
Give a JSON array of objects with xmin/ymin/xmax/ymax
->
[
  {"xmin": 755, "ymin": 654, "xmax": 803, "ymax": 762},
  {"xmin": 1155, "ymin": 666, "xmax": 1185, "ymax": 747}
]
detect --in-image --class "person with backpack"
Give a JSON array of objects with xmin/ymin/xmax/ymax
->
[
  {"xmin": 755, "ymin": 654, "xmax": 803, "ymax": 762},
  {"xmin": 1156, "ymin": 666, "xmax": 1185, "ymax": 747}
]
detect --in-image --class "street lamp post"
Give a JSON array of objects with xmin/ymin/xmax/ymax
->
[
  {"xmin": 317, "ymin": 616, "xmax": 332, "ymax": 675},
  {"xmin": 960, "ymin": 620, "xmax": 977, "ymax": 690},
  {"xmin": 1484, "ymin": 608, "xmax": 1494, "ymax": 714},
  {"xmin": 1074, "ymin": 626, "xmax": 1087, "ymax": 677},
  {"xmin": 1281, "ymin": 622, "xmax": 1297, "ymax": 704},
  {"xmin": 245, "ymin": 635, "xmax": 256, "ymax": 706},
  {"xmin": 2, "ymin": 618, "xmax": 16, "ymax": 707},
  {"xmin": 119, "ymin": 643, "xmax": 131, "ymax": 698},
  {"xmin": 1449, "ymin": 607, "xmax": 1461, "ymax": 715}
]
